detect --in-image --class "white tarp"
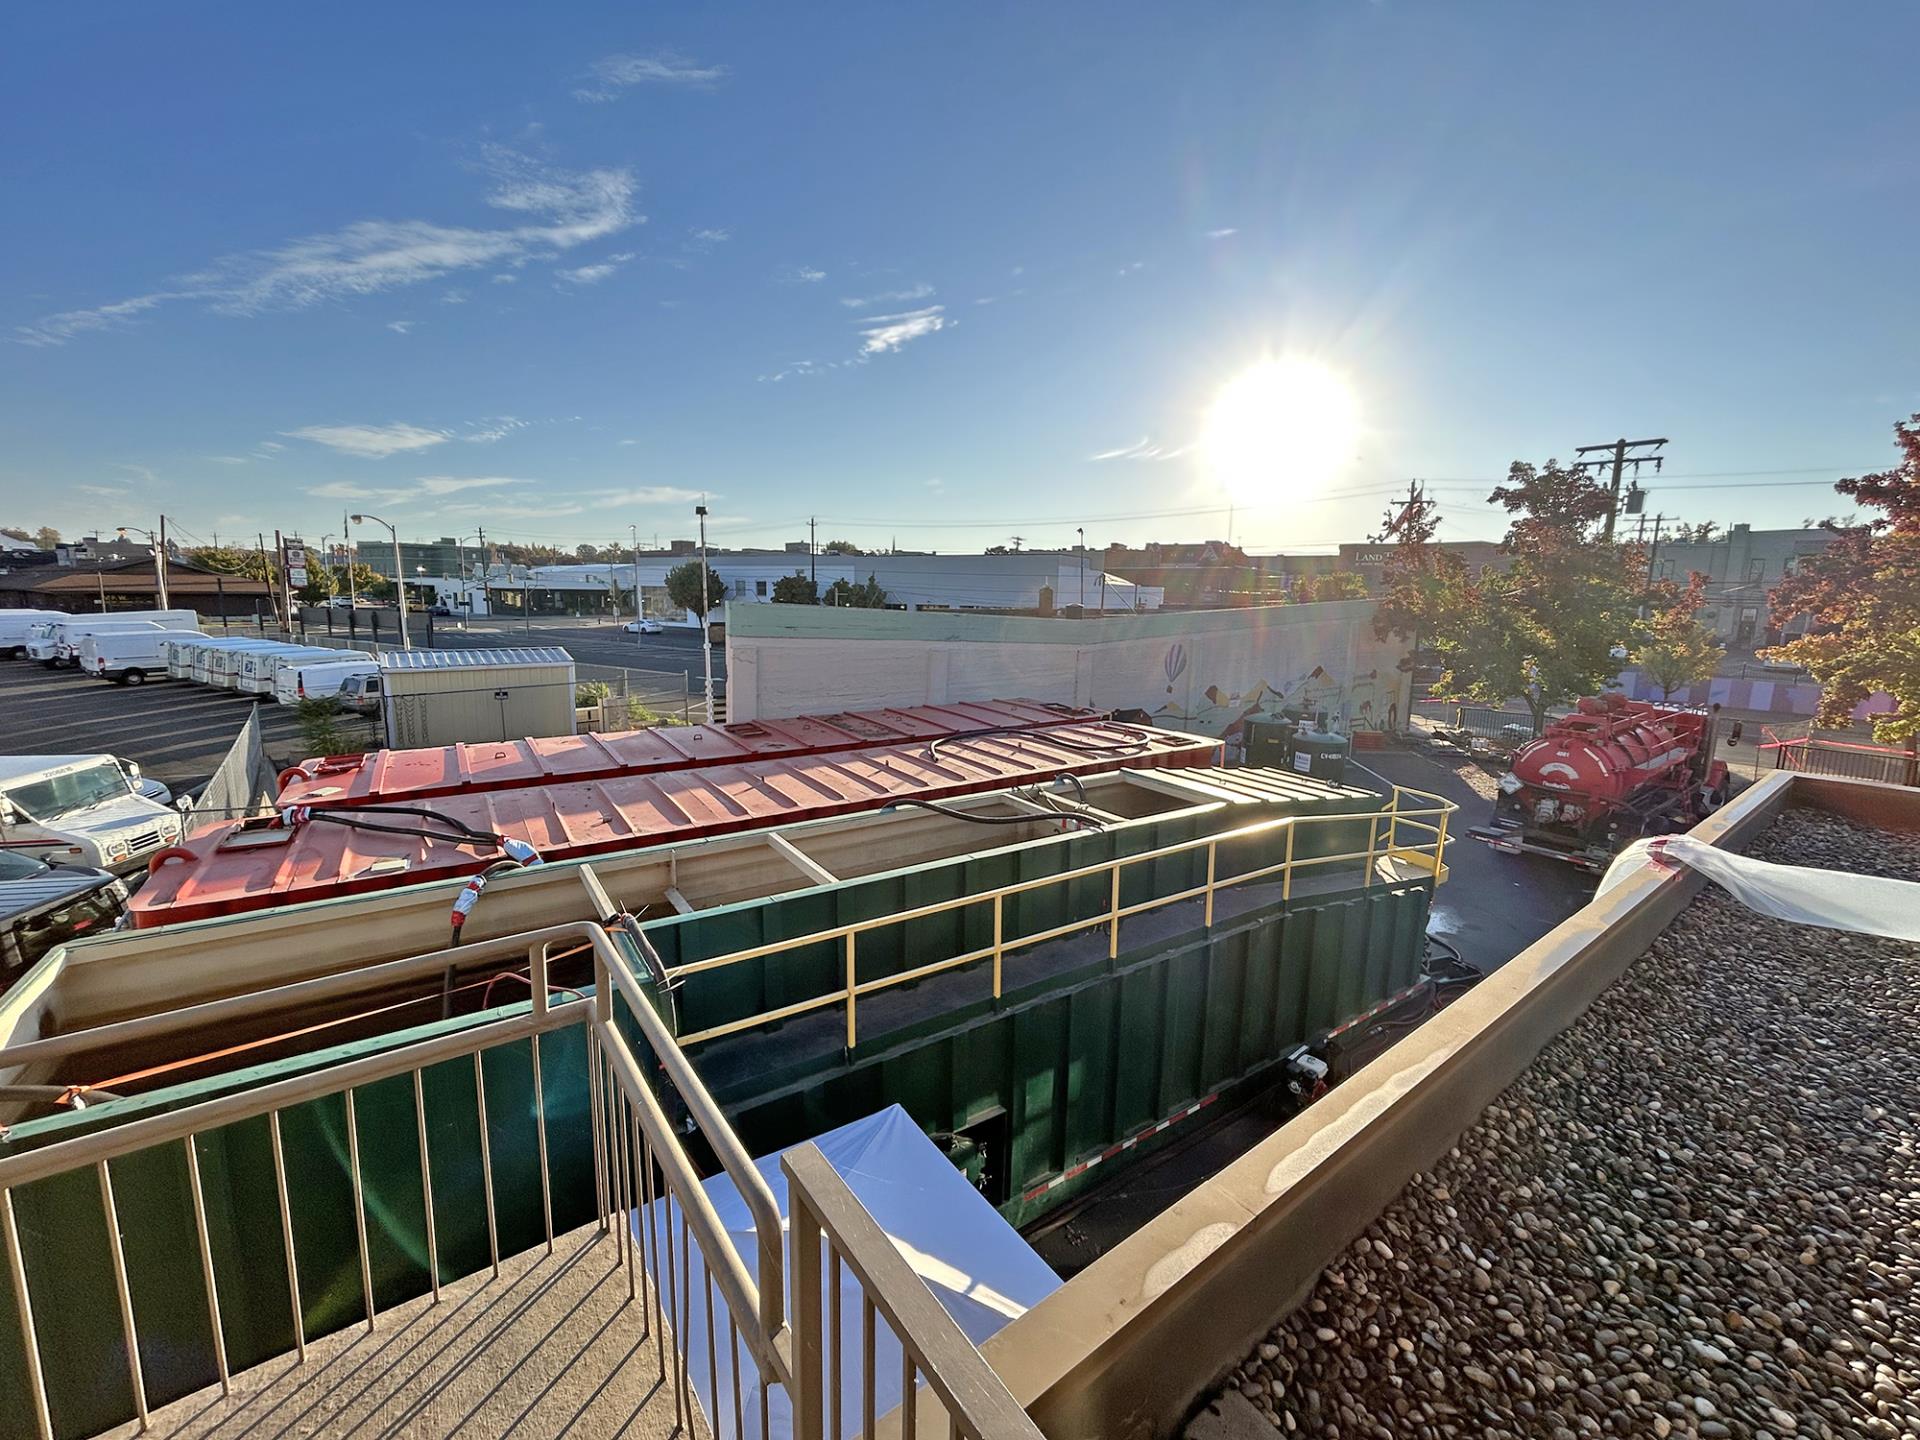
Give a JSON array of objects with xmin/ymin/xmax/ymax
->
[
  {"xmin": 1598, "ymin": 833, "xmax": 1920, "ymax": 942},
  {"xmin": 635, "ymin": 1104, "xmax": 1059, "ymax": 1439}
]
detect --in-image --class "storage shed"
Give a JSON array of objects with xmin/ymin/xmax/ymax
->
[{"xmin": 378, "ymin": 646, "xmax": 577, "ymax": 748}]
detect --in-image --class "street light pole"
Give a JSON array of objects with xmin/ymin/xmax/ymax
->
[
  {"xmin": 696, "ymin": 502, "xmax": 714, "ymax": 719},
  {"xmin": 351, "ymin": 513, "xmax": 411, "ymax": 649},
  {"xmin": 1077, "ymin": 526, "xmax": 1086, "ymax": 612}
]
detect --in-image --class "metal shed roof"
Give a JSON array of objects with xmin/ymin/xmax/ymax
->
[{"xmin": 377, "ymin": 646, "xmax": 573, "ymax": 671}]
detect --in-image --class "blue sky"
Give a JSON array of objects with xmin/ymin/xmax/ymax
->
[{"xmin": 3, "ymin": 3, "xmax": 1916, "ymax": 558}]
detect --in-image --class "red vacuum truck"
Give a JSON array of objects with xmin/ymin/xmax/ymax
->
[{"xmin": 1471, "ymin": 695, "xmax": 1733, "ymax": 870}]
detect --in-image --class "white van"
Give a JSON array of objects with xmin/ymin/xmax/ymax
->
[
  {"xmin": 0, "ymin": 610, "xmax": 52, "ymax": 660},
  {"xmin": 0, "ymin": 755, "xmax": 186, "ymax": 874},
  {"xmin": 240, "ymin": 646, "xmax": 366, "ymax": 696},
  {"xmin": 189, "ymin": 638, "xmax": 281, "ymax": 686},
  {"xmin": 28, "ymin": 618, "xmax": 157, "ymax": 668},
  {"xmin": 28, "ymin": 610, "xmax": 199, "ymax": 668},
  {"xmin": 81, "ymin": 628, "xmax": 206, "ymax": 684},
  {"xmin": 275, "ymin": 655, "xmax": 380, "ymax": 707}
]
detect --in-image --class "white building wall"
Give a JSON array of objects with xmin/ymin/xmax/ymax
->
[{"xmin": 725, "ymin": 602, "xmax": 1410, "ymax": 745}]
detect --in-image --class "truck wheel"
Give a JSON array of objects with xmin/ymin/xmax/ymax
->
[{"xmin": 125, "ymin": 669, "xmax": 146, "ymax": 685}]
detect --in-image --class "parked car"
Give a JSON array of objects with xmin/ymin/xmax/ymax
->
[
  {"xmin": 624, "ymin": 617, "xmax": 664, "ymax": 634},
  {"xmin": 336, "ymin": 671, "xmax": 385, "ymax": 714},
  {"xmin": 0, "ymin": 851, "xmax": 130, "ymax": 984},
  {"xmin": 427, "ymin": 602, "xmax": 456, "ymax": 617},
  {"xmin": 0, "ymin": 755, "xmax": 185, "ymax": 873},
  {"xmin": 0, "ymin": 609, "xmax": 51, "ymax": 660}
]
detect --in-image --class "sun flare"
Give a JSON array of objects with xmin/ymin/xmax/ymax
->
[{"xmin": 1202, "ymin": 357, "xmax": 1360, "ymax": 501}]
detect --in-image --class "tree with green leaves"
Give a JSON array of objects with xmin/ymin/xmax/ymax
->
[
  {"xmin": 0, "ymin": 527, "xmax": 31, "ymax": 543},
  {"xmin": 1635, "ymin": 574, "xmax": 1724, "ymax": 700},
  {"xmin": 772, "ymin": 571, "xmax": 818, "ymax": 604},
  {"xmin": 822, "ymin": 539, "xmax": 863, "ymax": 556},
  {"xmin": 1766, "ymin": 414, "xmax": 1920, "ymax": 741},
  {"xmin": 665, "ymin": 560, "xmax": 726, "ymax": 616},
  {"xmin": 1290, "ymin": 571, "xmax": 1369, "ymax": 603},
  {"xmin": 824, "ymin": 573, "xmax": 888, "ymax": 608},
  {"xmin": 189, "ymin": 545, "xmax": 273, "ymax": 580},
  {"xmin": 1390, "ymin": 460, "xmax": 1651, "ymax": 736},
  {"xmin": 34, "ymin": 526, "xmax": 59, "ymax": 550}
]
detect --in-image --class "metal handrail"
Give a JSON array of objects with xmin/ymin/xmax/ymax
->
[
  {"xmin": 786, "ymin": 1142, "xmax": 1045, "ymax": 1440},
  {"xmin": 0, "ymin": 923, "xmax": 614, "ymax": 1440},
  {"xmin": 581, "ymin": 864, "xmax": 789, "ymax": 1351},
  {"xmin": 666, "ymin": 785, "xmax": 1456, "ymax": 1049}
]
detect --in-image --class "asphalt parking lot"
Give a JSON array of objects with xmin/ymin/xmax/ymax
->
[
  {"xmin": 292, "ymin": 613, "xmax": 727, "ymax": 688},
  {"xmin": 0, "ymin": 656, "xmax": 309, "ymax": 791}
]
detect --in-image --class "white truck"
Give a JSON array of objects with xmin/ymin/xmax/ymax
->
[
  {"xmin": 81, "ymin": 628, "xmax": 207, "ymax": 684},
  {"xmin": 27, "ymin": 611, "xmax": 200, "ymax": 668},
  {"xmin": 240, "ymin": 646, "xmax": 368, "ymax": 697},
  {"xmin": 274, "ymin": 655, "xmax": 380, "ymax": 707},
  {"xmin": 0, "ymin": 755, "xmax": 186, "ymax": 874},
  {"xmin": 0, "ymin": 610, "xmax": 52, "ymax": 660}
]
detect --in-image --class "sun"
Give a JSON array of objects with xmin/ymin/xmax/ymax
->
[{"xmin": 1201, "ymin": 357, "xmax": 1360, "ymax": 501}]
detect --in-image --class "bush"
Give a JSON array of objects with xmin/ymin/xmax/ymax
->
[
  {"xmin": 295, "ymin": 697, "xmax": 354, "ymax": 756},
  {"xmin": 576, "ymin": 680, "xmax": 612, "ymax": 708}
]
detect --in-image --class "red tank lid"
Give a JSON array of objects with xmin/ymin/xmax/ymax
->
[
  {"xmin": 135, "ymin": 720, "xmax": 1220, "ymax": 928},
  {"xmin": 276, "ymin": 699, "xmax": 1103, "ymax": 809}
]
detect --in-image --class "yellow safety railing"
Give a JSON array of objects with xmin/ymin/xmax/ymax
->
[{"xmin": 670, "ymin": 784, "xmax": 1455, "ymax": 1049}]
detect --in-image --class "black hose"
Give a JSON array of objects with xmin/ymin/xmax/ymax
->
[{"xmin": 885, "ymin": 798, "xmax": 1068, "ymax": 826}]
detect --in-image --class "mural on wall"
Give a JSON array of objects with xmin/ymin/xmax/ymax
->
[{"xmin": 1147, "ymin": 622, "xmax": 1403, "ymax": 752}]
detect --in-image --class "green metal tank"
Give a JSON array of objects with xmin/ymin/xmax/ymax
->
[{"xmin": 1290, "ymin": 728, "xmax": 1352, "ymax": 785}]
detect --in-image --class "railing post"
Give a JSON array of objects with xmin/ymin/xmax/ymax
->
[
  {"xmin": 1363, "ymin": 813, "xmax": 1380, "ymax": 887},
  {"xmin": 1108, "ymin": 860, "xmax": 1122, "ymax": 960},
  {"xmin": 1204, "ymin": 839, "xmax": 1217, "ymax": 928},
  {"xmin": 1434, "ymin": 802, "xmax": 1451, "ymax": 874},
  {"xmin": 1283, "ymin": 821, "xmax": 1296, "ymax": 903},
  {"xmin": 992, "ymin": 891, "xmax": 1004, "ymax": 1001},
  {"xmin": 844, "ymin": 931, "xmax": 858, "ymax": 1051},
  {"xmin": 789, "ymin": 1188, "xmax": 827, "ymax": 1440}
]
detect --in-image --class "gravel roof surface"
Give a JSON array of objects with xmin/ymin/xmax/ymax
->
[{"xmin": 1214, "ymin": 809, "xmax": 1920, "ymax": 1440}]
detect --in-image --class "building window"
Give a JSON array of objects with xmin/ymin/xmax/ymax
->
[
  {"xmin": 755, "ymin": 579, "xmax": 768, "ymax": 598},
  {"xmin": 1746, "ymin": 558, "xmax": 1765, "ymax": 581}
]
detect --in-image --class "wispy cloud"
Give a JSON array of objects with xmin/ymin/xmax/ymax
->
[
  {"xmin": 79, "ymin": 484, "xmax": 130, "ymax": 497},
  {"xmin": 925, "ymin": 477, "xmax": 944, "ymax": 491},
  {"xmin": 310, "ymin": 475, "xmax": 525, "ymax": 506},
  {"xmin": 1116, "ymin": 260, "xmax": 1146, "ymax": 277},
  {"xmin": 491, "ymin": 272, "xmax": 519, "ymax": 284},
  {"xmin": 1088, "ymin": 437, "xmax": 1193, "ymax": 463},
  {"xmin": 463, "ymin": 417, "xmax": 530, "ymax": 444},
  {"xmin": 859, "ymin": 305, "xmax": 948, "ymax": 355},
  {"xmin": 442, "ymin": 497, "xmax": 585, "ymax": 519},
  {"xmin": 617, "ymin": 438, "xmax": 639, "ymax": 446},
  {"xmin": 774, "ymin": 264, "xmax": 827, "ymax": 284},
  {"xmin": 840, "ymin": 283, "xmax": 934, "ymax": 310},
  {"xmin": 556, "ymin": 252, "xmax": 634, "ymax": 286},
  {"xmin": 257, "ymin": 441, "xmax": 285, "ymax": 453},
  {"xmin": 687, "ymin": 227, "xmax": 730, "ymax": 249},
  {"xmin": 575, "ymin": 51, "xmax": 728, "ymax": 102},
  {"xmin": 586, "ymin": 485, "xmax": 706, "ymax": 507},
  {"xmin": 387, "ymin": 320, "xmax": 416, "ymax": 335},
  {"xmin": 285, "ymin": 423, "xmax": 450, "ymax": 459},
  {"xmin": 206, "ymin": 456, "xmax": 251, "ymax": 466},
  {"xmin": 15, "ymin": 148, "xmax": 639, "ymax": 346},
  {"xmin": 1205, "ymin": 228, "xmax": 1238, "ymax": 240}
]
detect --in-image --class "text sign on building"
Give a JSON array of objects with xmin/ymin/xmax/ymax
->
[{"xmin": 285, "ymin": 542, "xmax": 307, "ymax": 591}]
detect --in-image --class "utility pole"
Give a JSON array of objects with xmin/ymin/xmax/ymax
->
[
  {"xmin": 629, "ymin": 524, "xmax": 642, "ymax": 641},
  {"xmin": 1077, "ymin": 526, "xmax": 1087, "ymax": 610},
  {"xmin": 809, "ymin": 517, "xmax": 817, "ymax": 592},
  {"xmin": 258, "ymin": 533, "xmax": 277, "ymax": 628},
  {"xmin": 1644, "ymin": 514, "xmax": 1675, "ymax": 585},
  {"xmin": 696, "ymin": 501, "xmax": 715, "ymax": 720},
  {"xmin": 1574, "ymin": 437, "xmax": 1668, "ymax": 543},
  {"xmin": 342, "ymin": 509, "xmax": 359, "ymax": 611},
  {"xmin": 156, "ymin": 516, "xmax": 170, "ymax": 610}
]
